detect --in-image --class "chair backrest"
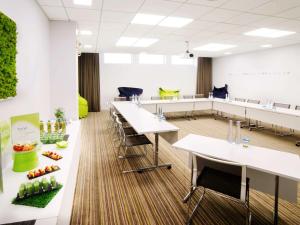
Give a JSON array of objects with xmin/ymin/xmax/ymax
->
[
  {"xmin": 162, "ymin": 96, "xmax": 173, "ymax": 100},
  {"xmin": 183, "ymin": 95, "xmax": 194, "ymax": 99},
  {"xmin": 295, "ymin": 105, "xmax": 300, "ymax": 110},
  {"xmin": 151, "ymin": 96, "xmax": 161, "ymax": 100},
  {"xmin": 115, "ymin": 117, "xmax": 125, "ymax": 142},
  {"xmin": 247, "ymin": 99, "xmax": 260, "ymax": 104},
  {"xmin": 194, "ymin": 94, "xmax": 204, "ymax": 98},
  {"xmin": 192, "ymin": 153, "xmax": 247, "ymax": 202},
  {"xmin": 273, "ymin": 102, "xmax": 290, "ymax": 109},
  {"xmin": 114, "ymin": 97, "xmax": 127, "ymax": 101},
  {"xmin": 235, "ymin": 98, "xmax": 246, "ymax": 102}
]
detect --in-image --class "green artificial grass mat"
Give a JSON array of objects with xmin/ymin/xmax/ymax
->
[{"xmin": 12, "ymin": 184, "xmax": 62, "ymax": 208}]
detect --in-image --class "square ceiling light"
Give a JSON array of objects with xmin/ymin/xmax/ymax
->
[
  {"xmin": 79, "ymin": 30, "xmax": 92, "ymax": 35},
  {"xmin": 244, "ymin": 28, "xmax": 295, "ymax": 38},
  {"xmin": 159, "ymin": 17, "xmax": 193, "ymax": 28},
  {"xmin": 116, "ymin": 37, "xmax": 159, "ymax": 47},
  {"xmin": 116, "ymin": 37, "xmax": 138, "ymax": 46},
  {"xmin": 73, "ymin": 0, "xmax": 92, "ymax": 6},
  {"xmin": 194, "ymin": 43, "xmax": 236, "ymax": 52},
  {"xmin": 131, "ymin": 13, "xmax": 165, "ymax": 25},
  {"xmin": 133, "ymin": 38, "xmax": 158, "ymax": 47}
]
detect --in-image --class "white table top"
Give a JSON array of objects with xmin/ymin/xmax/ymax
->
[
  {"xmin": 139, "ymin": 98, "xmax": 300, "ymax": 117},
  {"xmin": 141, "ymin": 98, "xmax": 212, "ymax": 105},
  {"xmin": 112, "ymin": 101, "xmax": 179, "ymax": 134},
  {"xmin": 213, "ymin": 98, "xmax": 300, "ymax": 117},
  {"xmin": 173, "ymin": 134, "xmax": 300, "ymax": 182},
  {"xmin": 0, "ymin": 121, "xmax": 81, "ymax": 224}
]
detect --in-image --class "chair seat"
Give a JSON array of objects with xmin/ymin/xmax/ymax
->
[
  {"xmin": 197, "ymin": 167, "xmax": 249, "ymax": 199},
  {"xmin": 125, "ymin": 135, "xmax": 152, "ymax": 147},
  {"xmin": 124, "ymin": 127, "xmax": 138, "ymax": 136},
  {"xmin": 118, "ymin": 117, "xmax": 127, "ymax": 123}
]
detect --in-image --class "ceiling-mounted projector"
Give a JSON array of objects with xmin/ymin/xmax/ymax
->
[{"xmin": 182, "ymin": 41, "xmax": 194, "ymax": 58}]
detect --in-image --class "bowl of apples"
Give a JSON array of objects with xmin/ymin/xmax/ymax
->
[{"xmin": 12, "ymin": 142, "xmax": 39, "ymax": 172}]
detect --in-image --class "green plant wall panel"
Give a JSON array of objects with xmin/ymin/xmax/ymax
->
[{"xmin": 0, "ymin": 11, "xmax": 17, "ymax": 99}]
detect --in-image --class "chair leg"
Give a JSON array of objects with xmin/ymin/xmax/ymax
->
[{"xmin": 186, "ymin": 188, "xmax": 205, "ymax": 225}]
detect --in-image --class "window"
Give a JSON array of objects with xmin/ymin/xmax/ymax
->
[
  {"xmin": 138, "ymin": 53, "xmax": 165, "ymax": 64},
  {"xmin": 171, "ymin": 55, "xmax": 194, "ymax": 65},
  {"xmin": 103, "ymin": 53, "xmax": 132, "ymax": 64}
]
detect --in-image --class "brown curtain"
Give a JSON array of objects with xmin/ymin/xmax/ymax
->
[
  {"xmin": 78, "ymin": 53, "xmax": 100, "ymax": 112},
  {"xmin": 196, "ymin": 57, "xmax": 212, "ymax": 97}
]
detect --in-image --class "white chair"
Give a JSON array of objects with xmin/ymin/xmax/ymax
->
[{"xmin": 186, "ymin": 153, "xmax": 251, "ymax": 225}]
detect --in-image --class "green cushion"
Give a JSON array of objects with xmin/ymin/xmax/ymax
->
[
  {"xmin": 78, "ymin": 94, "xmax": 88, "ymax": 119},
  {"xmin": 159, "ymin": 87, "xmax": 180, "ymax": 99}
]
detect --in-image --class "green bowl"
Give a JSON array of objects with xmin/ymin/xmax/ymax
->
[{"xmin": 13, "ymin": 150, "xmax": 39, "ymax": 172}]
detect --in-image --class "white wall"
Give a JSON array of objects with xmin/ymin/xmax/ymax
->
[
  {"xmin": 213, "ymin": 44, "xmax": 300, "ymax": 107},
  {"xmin": 0, "ymin": 0, "xmax": 51, "ymax": 120},
  {"xmin": 50, "ymin": 21, "xmax": 78, "ymax": 120},
  {"xmin": 100, "ymin": 55, "xmax": 197, "ymax": 109}
]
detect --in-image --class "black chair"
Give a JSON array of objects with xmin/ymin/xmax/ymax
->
[
  {"xmin": 186, "ymin": 153, "xmax": 251, "ymax": 225},
  {"xmin": 273, "ymin": 102, "xmax": 292, "ymax": 136},
  {"xmin": 116, "ymin": 118, "xmax": 152, "ymax": 173},
  {"xmin": 246, "ymin": 99, "xmax": 264, "ymax": 131},
  {"xmin": 235, "ymin": 97, "xmax": 246, "ymax": 102},
  {"xmin": 114, "ymin": 97, "xmax": 127, "ymax": 101},
  {"xmin": 151, "ymin": 96, "xmax": 161, "ymax": 100}
]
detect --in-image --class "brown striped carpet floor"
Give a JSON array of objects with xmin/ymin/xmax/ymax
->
[{"xmin": 70, "ymin": 112, "xmax": 300, "ymax": 225}]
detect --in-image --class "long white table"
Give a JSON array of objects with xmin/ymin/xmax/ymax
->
[
  {"xmin": 140, "ymin": 98, "xmax": 300, "ymax": 131},
  {"xmin": 112, "ymin": 101, "xmax": 179, "ymax": 172},
  {"xmin": 173, "ymin": 134, "xmax": 300, "ymax": 225},
  {"xmin": 0, "ymin": 121, "xmax": 81, "ymax": 225}
]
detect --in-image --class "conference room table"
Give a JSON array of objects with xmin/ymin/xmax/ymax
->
[
  {"xmin": 140, "ymin": 98, "xmax": 300, "ymax": 131},
  {"xmin": 112, "ymin": 101, "xmax": 179, "ymax": 173},
  {"xmin": 173, "ymin": 134, "xmax": 300, "ymax": 225}
]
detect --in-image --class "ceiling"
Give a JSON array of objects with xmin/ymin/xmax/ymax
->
[{"xmin": 37, "ymin": 0, "xmax": 300, "ymax": 57}]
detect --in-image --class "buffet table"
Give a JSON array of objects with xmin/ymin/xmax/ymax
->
[{"xmin": 0, "ymin": 121, "xmax": 81, "ymax": 225}]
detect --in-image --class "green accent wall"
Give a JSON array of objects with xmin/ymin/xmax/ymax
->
[{"xmin": 0, "ymin": 11, "xmax": 17, "ymax": 99}]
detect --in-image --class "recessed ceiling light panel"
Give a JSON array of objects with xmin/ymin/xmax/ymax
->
[
  {"xmin": 131, "ymin": 13, "xmax": 165, "ymax": 25},
  {"xmin": 79, "ymin": 30, "xmax": 92, "ymax": 35},
  {"xmin": 194, "ymin": 43, "xmax": 236, "ymax": 52},
  {"xmin": 261, "ymin": 44, "xmax": 272, "ymax": 48},
  {"xmin": 73, "ymin": 0, "xmax": 92, "ymax": 6},
  {"xmin": 159, "ymin": 17, "xmax": 193, "ymax": 28},
  {"xmin": 116, "ymin": 37, "xmax": 138, "ymax": 46},
  {"xmin": 133, "ymin": 38, "xmax": 158, "ymax": 47},
  {"xmin": 244, "ymin": 28, "xmax": 295, "ymax": 38},
  {"xmin": 84, "ymin": 44, "xmax": 92, "ymax": 48}
]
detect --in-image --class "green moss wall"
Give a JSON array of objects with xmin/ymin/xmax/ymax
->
[{"xmin": 0, "ymin": 11, "xmax": 17, "ymax": 99}]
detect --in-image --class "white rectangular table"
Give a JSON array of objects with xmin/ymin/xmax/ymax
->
[
  {"xmin": 112, "ymin": 101, "xmax": 179, "ymax": 172},
  {"xmin": 140, "ymin": 98, "xmax": 300, "ymax": 131},
  {"xmin": 172, "ymin": 134, "xmax": 300, "ymax": 225}
]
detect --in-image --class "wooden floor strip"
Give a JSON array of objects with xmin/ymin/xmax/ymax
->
[{"xmin": 70, "ymin": 112, "xmax": 299, "ymax": 225}]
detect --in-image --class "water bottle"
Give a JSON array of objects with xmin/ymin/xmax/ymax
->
[
  {"xmin": 235, "ymin": 121, "xmax": 241, "ymax": 144},
  {"xmin": 227, "ymin": 120, "xmax": 233, "ymax": 143}
]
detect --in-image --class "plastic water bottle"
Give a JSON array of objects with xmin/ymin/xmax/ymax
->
[
  {"xmin": 227, "ymin": 120, "xmax": 233, "ymax": 143},
  {"xmin": 235, "ymin": 121, "xmax": 241, "ymax": 144}
]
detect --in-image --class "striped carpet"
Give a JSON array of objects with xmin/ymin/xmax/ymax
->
[{"xmin": 70, "ymin": 112, "xmax": 300, "ymax": 225}]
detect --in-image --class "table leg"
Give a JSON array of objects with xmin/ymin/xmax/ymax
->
[
  {"xmin": 183, "ymin": 153, "xmax": 194, "ymax": 203},
  {"xmin": 273, "ymin": 175, "xmax": 279, "ymax": 225}
]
